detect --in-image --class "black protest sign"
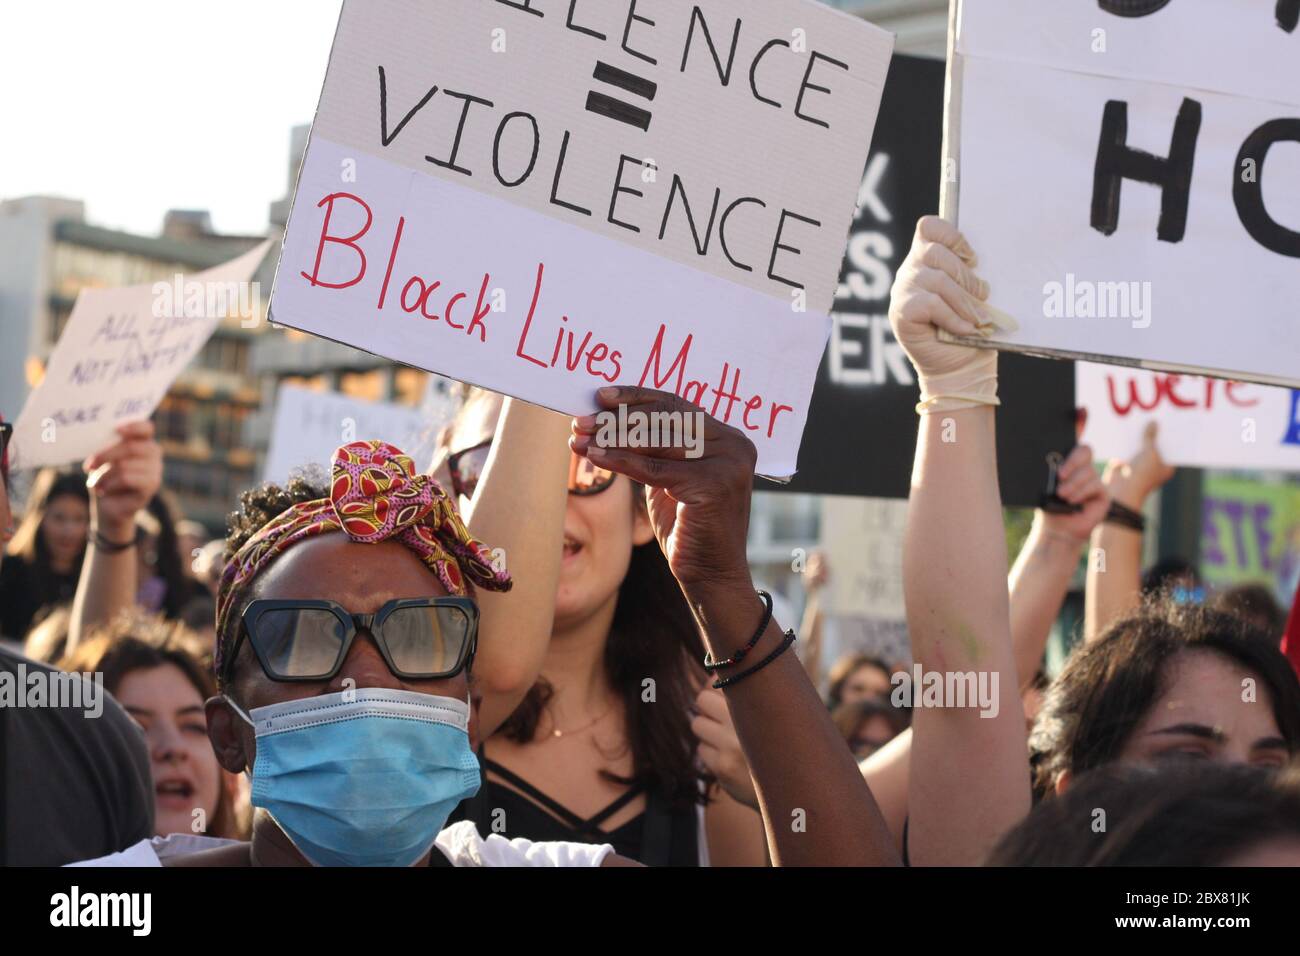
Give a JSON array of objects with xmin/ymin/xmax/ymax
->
[{"xmin": 764, "ymin": 55, "xmax": 1076, "ymax": 505}]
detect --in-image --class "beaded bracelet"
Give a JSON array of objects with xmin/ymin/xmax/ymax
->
[
  {"xmin": 712, "ymin": 629, "xmax": 797, "ymax": 690},
  {"xmin": 702, "ymin": 590, "xmax": 773, "ymax": 672}
]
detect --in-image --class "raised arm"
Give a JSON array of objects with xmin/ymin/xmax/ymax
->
[
  {"xmin": 572, "ymin": 387, "xmax": 899, "ymax": 866},
  {"xmin": 1008, "ymin": 446, "xmax": 1108, "ymax": 687},
  {"xmin": 1083, "ymin": 422, "xmax": 1174, "ymax": 643},
  {"xmin": 858, "ymin": 450, "xmax": 1105, "ymax": 851},
  {"xmin": 66, "ymin": 422, "xmax": 162, "ymax": 654},
  {"xmin": 453, "ymin": 397, "xmax": 572, "ymax": 737},
  {"xmin": 888, "ymin": 216, "xmax": 1030, "ymax": 865},
  {"xmin": 797, "ymin": 552, "xmax": 829, "ymax": 687}
]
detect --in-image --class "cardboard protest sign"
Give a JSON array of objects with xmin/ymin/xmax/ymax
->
[
  {"xmin": 763, "ymin": 55, "xmax": 1076, "ymax": 505},
  {"xmin": 269, "ymin": 0, "xmax": 894, "ymax": 477},
  {"xmin": 11, "ymin": 240, "xmax": 272, "ymax": 469},
  {"xmin": 1201, "ymin": 474, "xmax": 1300, "ymax": 607},
  {"xmin": 945, "ymin": 0, "xmax": 1300, "ymax": 387},
  {"xmin": 1078, "ymin": 362, "xmax": 1300, "ymax": 472},
  {"xmin": 262, "ymin": 384, "xmax": 448, "ymax": 485}
]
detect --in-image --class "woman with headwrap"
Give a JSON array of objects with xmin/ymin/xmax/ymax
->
[{"xmin": 74, "ymin": 385, "xmax": 902, "ymax": 866}]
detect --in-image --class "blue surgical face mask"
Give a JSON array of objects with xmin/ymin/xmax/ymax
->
[{"xmin": 228, "ymin": 688, "xmax": 480, "ymax": 867}]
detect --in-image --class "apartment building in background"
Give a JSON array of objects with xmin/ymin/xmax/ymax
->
[{"xmin": 0, "ymin": 197, "xmax": 272, "ymax": 528}]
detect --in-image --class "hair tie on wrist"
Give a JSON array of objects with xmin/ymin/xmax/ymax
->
[
  {"xmin": 915, "ymin": 394, "xmax": 1002, "ymax": 415},
  {"xmin": 1104, "ymin": 501, "xmax": 1146, "ymax": 532},
  {"xmin": 90, "ymin": 528, "xmax": 136, "ymax": 554}
]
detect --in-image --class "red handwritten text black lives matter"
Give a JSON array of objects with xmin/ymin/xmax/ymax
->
[{"xmin": 293, "ymin": 3, "xmax": 865, "ymax": 440}]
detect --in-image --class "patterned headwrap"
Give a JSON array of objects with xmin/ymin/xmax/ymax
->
[{"xmin": 215, "ymin": 440, "xmax": 511, "ymax": 679}]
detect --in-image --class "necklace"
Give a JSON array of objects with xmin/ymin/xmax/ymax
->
[{"xmin": 548, "ymin": 706, "xmax": 611, "ymax": 739}]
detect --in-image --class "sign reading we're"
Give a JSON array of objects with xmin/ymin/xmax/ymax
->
[
  {"xmin": 1078, "ymin": 363, "xmax": 1300, "ymax": 471},
  {"xmin": 269, "ymin": 0, "xmax": 894, "ymax": 477}
]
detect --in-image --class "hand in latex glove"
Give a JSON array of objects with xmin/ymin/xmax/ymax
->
[{"xmin": 889, "ymin": 217, "xmax": 999, "ymax": 411}]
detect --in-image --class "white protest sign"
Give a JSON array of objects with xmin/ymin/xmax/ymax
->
[
  {"xmin": 269, "ymin": 0, "xmax": 894, "ymax": 477},
  {"xmin": 263, "ymin": 383, "xmax": 443, "ymax": 485},
  {"xmin": 820, "ymin": 495, "xmax": 906, "ymax": 620},
  {"xmin": 945, "ymin": 0, "xmax": 1299, "ymax": 387},
  {"xmin": 11, "ymin": 240, "xmax": 272, "ymax": 469},
  {"xmin": 1078, "ymin": 362, "xmax": 1300, "ymax": 471}
]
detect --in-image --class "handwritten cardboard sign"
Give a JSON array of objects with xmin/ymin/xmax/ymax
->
[
  {"xmin": 269, "ymin": 0, "xmax": 894, "ymax": 476},
  {"xmin": 11, "ymin": 241, "xmax": 272, "ymax": 469},
  {"xmin": 1201, "ymin": 474, "xmax": 1300, "ymax": 607},
  {"xmin": 945, "ymin": 0, "xmax": 1300, "ymax": 387},
  {"xmin": 1078, "ymin": 362, "xmax": 1300, "ymax": 472},
  {"xmin": 263, "ymin": 383, "xmax": 448, "ymax": 485}
]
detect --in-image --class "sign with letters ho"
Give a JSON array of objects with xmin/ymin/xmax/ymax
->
[
  {"xmin": 944, "ymin": 0, "xmax": 1299, "ymax": 388},
  {"xmin": 269, "ymin": 0, "xmax": 894, "ymax": 477}
]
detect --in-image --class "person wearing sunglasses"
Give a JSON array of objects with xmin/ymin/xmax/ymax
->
[
  {"xmin": 72, "ymin": 439, "xmax": 638, "ymax": 867},
  {"xmin": 434, "ymin": 387, "xmax": 767, "ymax": 867}
]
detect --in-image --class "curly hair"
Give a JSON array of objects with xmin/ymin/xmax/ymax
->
[
  {"xmin": 223, "ymin": 467, "xmax": 329, "ymax": 561},
  {"xmin": 215, "ymin": 469, "xmax": 329, "ymax": 687}
]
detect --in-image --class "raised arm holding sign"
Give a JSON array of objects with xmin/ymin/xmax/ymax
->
[{"xmin": 942, "ymin": 0, "xmax": 1299, "ymax": 387}]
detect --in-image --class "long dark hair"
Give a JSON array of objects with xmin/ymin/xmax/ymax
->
[
  {"xmin": 1029, "ymin": 599, "xmax": 1300, "ymax": 798},
  {"xmin": 144, "ymin": 491, "xmax": 206, "ymax": 621},
  {"xmin": 499, "ymin": 501, "xmax": 707, "ymax": 812},
  {"xmin": 989, "ymin": 761, "xmax": 1300, "ymax": 866},
  {"xmin": 6, "ymin": 469, "xmax": 89, "ymax": 605}
]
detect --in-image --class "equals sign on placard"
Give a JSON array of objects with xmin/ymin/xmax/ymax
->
[{"xmin": 586, "ymin": 61, "xmax": 657, "ymax": 131}]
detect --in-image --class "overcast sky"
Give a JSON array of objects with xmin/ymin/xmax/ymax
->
[{"xmin": 0, "ymin": 0, "xmax": 344, "ymax": 236}]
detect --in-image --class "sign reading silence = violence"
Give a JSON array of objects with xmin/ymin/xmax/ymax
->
[{"xmin": 269, "ymin": 0, "xmax": 895, "ymax": 478}]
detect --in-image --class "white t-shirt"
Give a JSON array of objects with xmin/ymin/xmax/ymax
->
[{"xmin": 67, "ymin": 822, "xmax": 614, "ymax": 868}]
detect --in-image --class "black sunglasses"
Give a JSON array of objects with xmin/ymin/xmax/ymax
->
[
  {"xmin": 447, "ymin": 438, "xmax": 616, "ymax": 501},
  {"xmin": 225, "ymin": 597, "xmax": 478, "ymax": 685}
]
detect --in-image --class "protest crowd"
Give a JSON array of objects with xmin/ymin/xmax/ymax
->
[
  {"xmin": 1, "ymin": 215, "xmax": 1297, "ymax": 870},
  {"xmin": 1, "ymin": 0, "xmax": 1299, "ymax": 883}
]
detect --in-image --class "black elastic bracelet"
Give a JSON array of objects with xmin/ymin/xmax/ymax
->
[
  {"xmin": 712, "ymin": 629, "xmax": 796, "ymax": 690},
  {"xmin": 703, "ymin": 590, "xmax": 773, "ymax": 672},
  {"xmin": 1104, "ymin": 501, "xmax": 1146, "ymax": 532},
  {"xmin": 90, "ymin": 528, "xmax": 136, "ymax": 554}
]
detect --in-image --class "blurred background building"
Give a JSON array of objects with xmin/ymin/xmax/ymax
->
[{"xmin": 0, "ymin": 196, "xmax": 271, "ymax": 528}]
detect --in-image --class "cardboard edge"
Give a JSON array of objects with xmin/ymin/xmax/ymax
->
[{"xmin": 266, "ymin": 0, "xmax": 351, "ymax": 331}]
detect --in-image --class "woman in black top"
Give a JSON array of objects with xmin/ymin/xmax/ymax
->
[
  {"xmin": 0, "ymin": 469, "xmax": 89, "ymax": 641},
  {"xmin": 436, "ymin": 388, "xmax": 765, "ymax": 866}
]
